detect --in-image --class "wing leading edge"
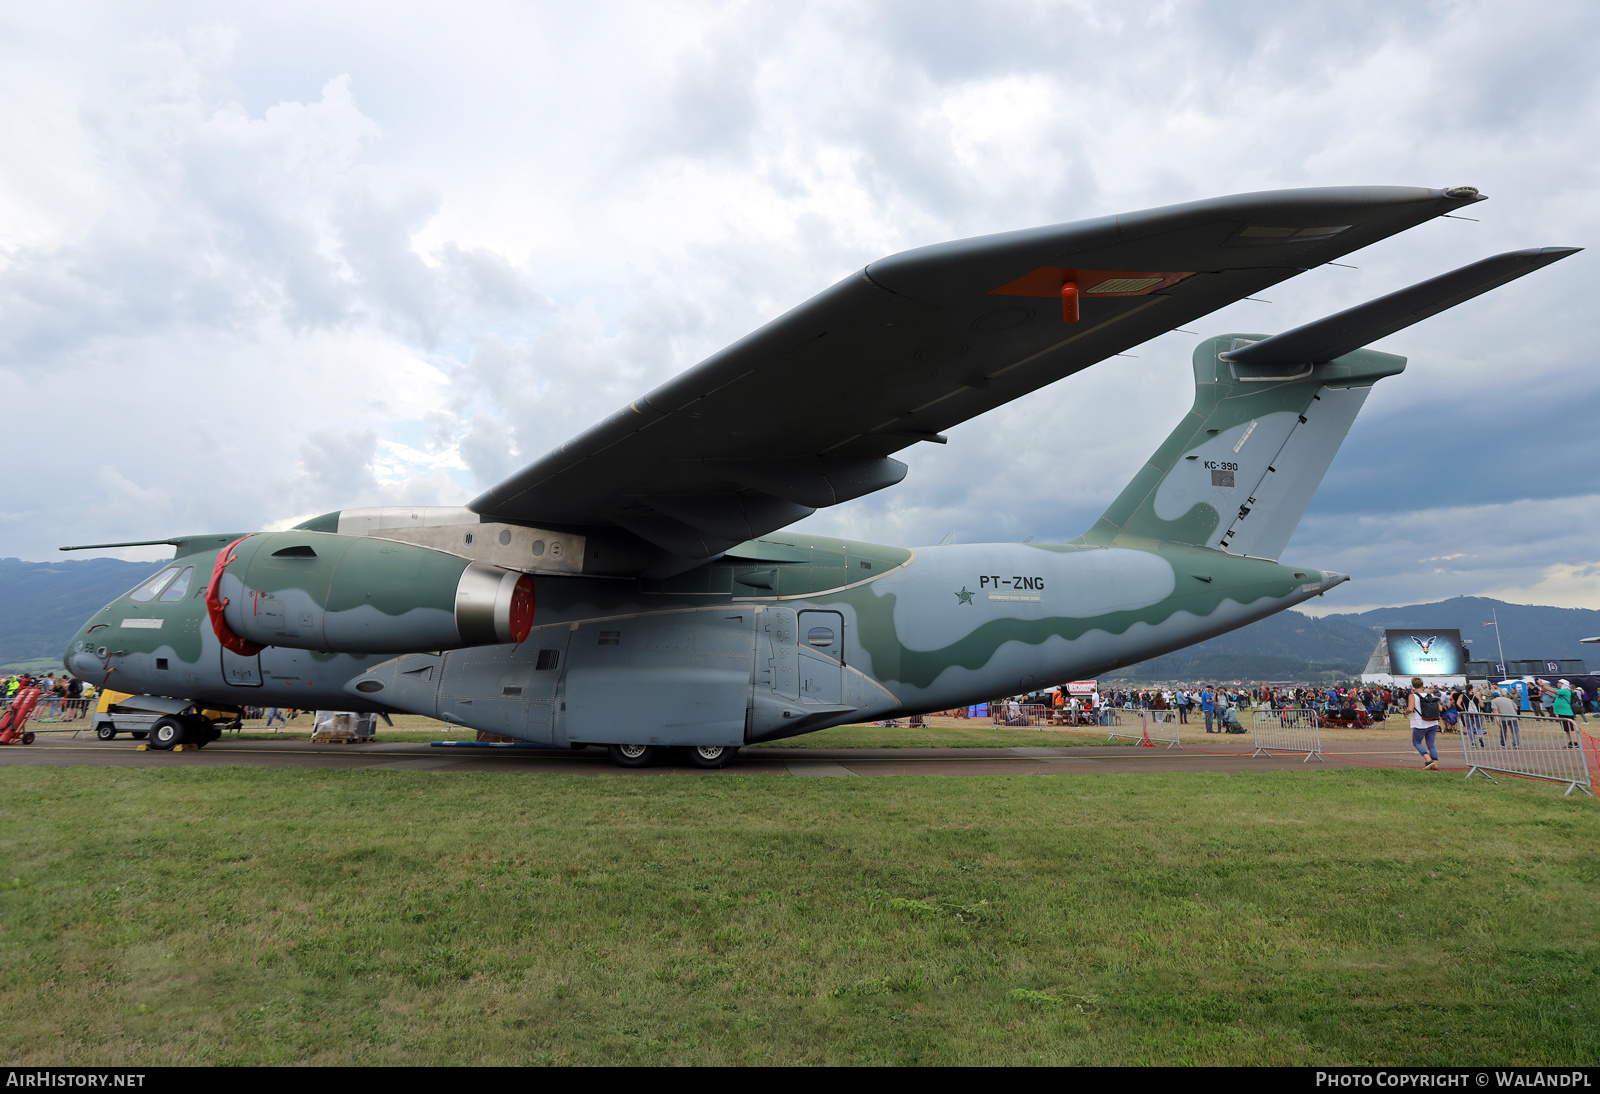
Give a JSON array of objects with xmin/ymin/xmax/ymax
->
[{"xmin": 470, "ymin": 185, "xmax": 1485, "ymax": 560}]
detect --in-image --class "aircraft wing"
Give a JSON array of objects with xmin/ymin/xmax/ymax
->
[{"xmin": 470, "ymin": 185, "xmax": 1484, "ymax": 558}]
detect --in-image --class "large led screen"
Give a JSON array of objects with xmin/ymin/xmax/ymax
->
[{"xmin": 1384, "ymin": 629, "xmax": 1466, "ymax": 677}]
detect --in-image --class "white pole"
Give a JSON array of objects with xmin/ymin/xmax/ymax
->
[{"xmin": 1493, "ymin": 607, "xmax": 1508, "ymax": 675}]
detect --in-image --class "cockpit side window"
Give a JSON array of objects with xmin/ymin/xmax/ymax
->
[
  {"xmin": 158, "ymin": 567, "xmax": 195, "ymax": 602},
  {"xmin": 128, "ymin": 567, "xmax": 180, "ymax": 603}
]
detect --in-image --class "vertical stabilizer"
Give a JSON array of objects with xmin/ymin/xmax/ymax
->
[
  {"xmin": 1079, "ymin": 246, "xmax": 1579, "ymax": 560},
  {"xmin": 1078, "ymin": 339, "xmax": 1402, "ymax": 559}
]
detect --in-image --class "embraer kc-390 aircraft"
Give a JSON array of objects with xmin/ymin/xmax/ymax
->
[{"xmin": 61, "ymin": 186, "xmax": 1576, "ymax": 766}]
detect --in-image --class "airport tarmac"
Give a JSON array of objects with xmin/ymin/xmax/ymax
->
[{"xmin": 0, "ymin": 731, "xmax": 1465, "ymax": 777}]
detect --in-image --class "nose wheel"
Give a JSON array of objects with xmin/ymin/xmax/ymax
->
[{"xmin": 148, "ymin": 717, "xmax": 187, "ymax": 751}]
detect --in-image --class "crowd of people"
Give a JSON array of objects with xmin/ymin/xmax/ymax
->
[
  {"xmin": 985, "ymin": 677, "xmax": 1593, "ymax": 767},
  {"xmin": 1005, "ymin": 683, "xmax": 1396, "ymax": 733},
  {"xmin": 1, "ymin": 672, "xmax": 94, "ymax": 719}
]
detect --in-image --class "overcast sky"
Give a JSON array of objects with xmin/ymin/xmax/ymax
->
[{"xmin": 2, "ymin": 1, "xmax": 1596, "ymax": 614}]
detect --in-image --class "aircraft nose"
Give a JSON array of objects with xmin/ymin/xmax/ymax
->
[{"xmin": 64, "ymin": 638, "xmax": 104, "ymax": 680}]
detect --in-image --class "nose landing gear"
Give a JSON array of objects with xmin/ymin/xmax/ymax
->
[{"xmin": 146, "ymin": 716, "xmax": 222, "ymax": 751}]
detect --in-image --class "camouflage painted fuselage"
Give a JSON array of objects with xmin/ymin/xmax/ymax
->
[{"xmin": 63, "ymin": 525, "xmax": 1339, "ymax": 746}]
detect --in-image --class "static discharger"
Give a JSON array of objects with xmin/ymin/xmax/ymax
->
[{"xmin": 1060, "ymin": 280, "xmax": 1080, "ymax": 323}]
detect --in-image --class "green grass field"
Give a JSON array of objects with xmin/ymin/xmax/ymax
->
[{"xmin": 1, "ymin": 766, "xmax": 1594, "ymax": 1065}]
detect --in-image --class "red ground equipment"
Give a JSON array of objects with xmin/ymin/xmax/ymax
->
[{"xmin": 0, "ymin": 687, "xmax": 42, "ymax": 745}]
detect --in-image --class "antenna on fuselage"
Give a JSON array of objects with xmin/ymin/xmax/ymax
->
[{"xmin": 937, "ymin": 531, "xmax": 954, "ymax": 546}]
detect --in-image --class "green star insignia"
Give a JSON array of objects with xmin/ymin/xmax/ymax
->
[{"xmin": 954, "ymin": 586, "xmax": 974, "ymax": 605}]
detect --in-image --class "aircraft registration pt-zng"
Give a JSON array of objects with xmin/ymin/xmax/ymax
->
[{"xmin": 63, "ymin": 186, "xmax": 1577, "ymax": 766}]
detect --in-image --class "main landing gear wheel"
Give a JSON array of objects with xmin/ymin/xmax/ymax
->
[
  {"xmin": 148, "ymin": 717, "xmax": 188, "ymax": 751},
  {"xmin": 96, "ymin": 724, "xmax": 117, "ymax": 741},
  {"xmin": 608, "ymin": 743, "xmax": 659, "ymax": 768},
  {"xmin": 190, "ymin": 720, "xmax": 219, "ymax": 748},
  {"xmin": 686, "ymin": 745, "xmax": 737, "ymax": 769}
]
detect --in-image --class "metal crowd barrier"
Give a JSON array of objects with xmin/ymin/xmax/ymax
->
[
  {"xmin": 991, "ymin": 703, "xmax": 1051, "ymax": 727},
  {"xmin": 1107, "ymin": 710, "xmax": 1181, "ymax": 749},
  {"xmin": 1459, "ymin": 712, "xmax": 1593, "ymax": 797},
  {"xmin": 1251, "ymin": 707, "xmax": 1325, "ymax": 763},
  {"xmin": 1053, "ymin": 706, "xmax": 1113, "ymax": 728}
]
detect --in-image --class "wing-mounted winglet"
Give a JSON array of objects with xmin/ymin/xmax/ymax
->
[{"xmin": 1223, "ymin": 247, "xmax": 1581, "ymax": 365}]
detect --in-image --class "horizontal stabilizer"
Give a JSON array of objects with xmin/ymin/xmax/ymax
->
[{"xmin": 1223, "ymin": 247, "xmax": 1581, "ymax": 365}]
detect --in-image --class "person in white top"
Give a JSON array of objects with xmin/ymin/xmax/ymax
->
[{"xmin": 1407, "ymin": 676, "xmax": 1441, "ymax": 769}]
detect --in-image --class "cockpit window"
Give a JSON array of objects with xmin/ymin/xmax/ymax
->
[
  {"xmin": 158, "ymin": 567, "xmax": 195, "ymax": 602},
  {"xmin": 129, "ymin": 567, "xmax": 181, "ymax": 603}
]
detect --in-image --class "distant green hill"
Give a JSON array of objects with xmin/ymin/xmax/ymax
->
[{"xmin": 0, "ymin": 557, "xmax": 164, "ymax": 669}]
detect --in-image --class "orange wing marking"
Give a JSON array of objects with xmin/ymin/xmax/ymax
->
[{"xmin": 989, "ymin": 267, "xmax": 1193, "ymax": 298}]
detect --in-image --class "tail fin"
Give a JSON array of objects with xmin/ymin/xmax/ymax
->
[
  {"xmin": 1080, "ymin": 247, "xmax": 1579, "ymax": 559},
  {"xmin": 1078, "ymin": 340, "xmax": 1397, "ymax": 559}
]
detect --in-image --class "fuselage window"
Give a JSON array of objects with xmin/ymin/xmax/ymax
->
[
  {"xmin": 807, "ymin": 627, "xmax": 835, "ymax": 648},
  {"xmin": 159, "ymin": 567, "xmax": 196, "ymax": 602},
  {"xmin": 128, "ymin": 567, "xmax": 180, "ymax": 603}
]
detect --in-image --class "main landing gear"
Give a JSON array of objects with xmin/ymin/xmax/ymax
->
[
  {"xmin": 604, "ymin": 744, "xmax": 740, "ymax": 769},
  {"xmin": 686, "ymin": 745, "xmax": 735, "ymax": 769}
]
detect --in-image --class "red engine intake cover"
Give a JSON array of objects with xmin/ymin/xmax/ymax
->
[{"xmin": 508, "ymin": 573, "xmax": 535, "ymax": 644}]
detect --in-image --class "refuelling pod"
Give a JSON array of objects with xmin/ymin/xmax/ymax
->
[{"xmin": 208, "ymin": 530, "xmax": 533, "ymax": 655}]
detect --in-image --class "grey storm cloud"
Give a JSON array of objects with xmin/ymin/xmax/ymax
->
[{"xmin": 1, "ymin": 0, "xmax": 1598, "ymax": 614}]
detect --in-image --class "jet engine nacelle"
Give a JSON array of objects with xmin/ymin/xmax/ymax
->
[{"xmin": 211, "ymin": 530, "xmax": 534, "ymax": 655}]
